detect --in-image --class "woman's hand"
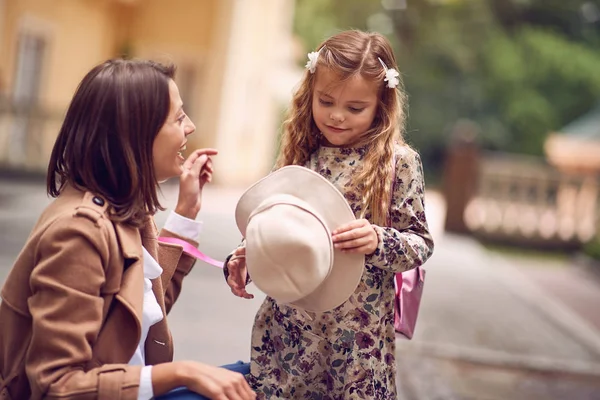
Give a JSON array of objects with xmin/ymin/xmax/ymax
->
[
  {"xmin": 331, "ymin": 219, "xmax": 379, "ymax": 255},
  {"xmin": 152, "ymin": 361, "xmax": 256, "ymax": 400},
  {"xmin": 175, "ymin": 148, "xmax": 218, "ymax": 220},
  {"xmin": 226, "ymin": 247, "xmax": 254, "ymax": 299},
  {"xmin": 184, "ymin": 363, "xmax": 256, "ymax": 400}
]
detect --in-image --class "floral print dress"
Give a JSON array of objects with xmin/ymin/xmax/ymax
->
[{"xmin": 247, "ymin": 144, "xmax": 434, "ymax": 399}]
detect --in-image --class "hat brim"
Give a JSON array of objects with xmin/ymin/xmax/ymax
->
[{"xmin": 236, "ymin": 165, "xmax": 365, "ymax": 312}]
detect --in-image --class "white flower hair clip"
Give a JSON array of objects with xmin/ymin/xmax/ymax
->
[
  {"xmin": 378, "ymin": 57, "xmax": 400, "ymax": 89},
  {"xmin": 306, "ymin": 47, "xmax": 324, "ymax": 74}
]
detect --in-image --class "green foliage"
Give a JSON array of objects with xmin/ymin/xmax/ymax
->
[
  {"xmin": 292, "ymin": 0, "xmax": 600, "ymax": 179},
  {"xmin": 293, "ymin": 0, "xmax": 383, "ymax": 53},
  {"xmin": 293, "ymin": 0, "xmax": 337, "ymax": 52},
  {"xmin": 584, "ymin": 235, "xmax": 600, "ymax": 261},
  {"xmin": 482, "ymin": 27, "xmax": 600, "ymax": 154}
]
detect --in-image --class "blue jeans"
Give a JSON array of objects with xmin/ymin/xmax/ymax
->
[{"xmin": 155, "ymin": 361, "xmax": 250, "ymax": 399}]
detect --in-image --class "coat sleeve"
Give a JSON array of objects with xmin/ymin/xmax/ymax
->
[
  {"xmin": 157, "ymin": 228, "xmax": 197, "ymax": 314},
  {"xmin": 366, "ymin": 148, "xmax": 435, "ymax": 273},
  {"xmin": 26, "ymin": 215, "xmax": 142, "ymax": 400}
]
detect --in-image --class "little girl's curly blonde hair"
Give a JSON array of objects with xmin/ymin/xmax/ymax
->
[{"xmin": 275, "ymin": 30, "xmax": 407, "ymax": 226}]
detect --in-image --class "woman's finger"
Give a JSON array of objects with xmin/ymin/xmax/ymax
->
[
  {"xmin": 223, "ymin": 387, "xmax": 243, "ymax": 400},
  {"xmin": 232, "ymin": 373, "xmax": 255, "ymax": 400},
  {"xmin": 189, "ymin": 154, "xmax": 209, "ymax": 175},
  {"xmin": 200, "ymin": 170, "xmax": 212, "ymax": 185},
  {"xmin": 241, "ymin": 379, "xmax": 257, "ymax": 400},
  {"xmin": 234, "ymin": 372, "xmax": 256, "ymax": 399},
  {"xmin": 183, "ymin": 148, "xmax": 217, "ymax": 170}
]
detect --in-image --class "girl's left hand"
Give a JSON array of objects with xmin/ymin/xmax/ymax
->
[
  {"xmin": 175, "ymin": 148, "xmax": 218, "ymax": 220},
  {"xmin": 331, "ymin": 219, "xmax": 379, "ymax": 255}
]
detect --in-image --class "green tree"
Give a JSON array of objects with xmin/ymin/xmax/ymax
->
[
  {"xmin": 292, "ymin": 0, "xmax": 600, "ymax": 179},
  {"xmin": 481, "ymin": 27, "xmax": 600, "ymax": 154}
]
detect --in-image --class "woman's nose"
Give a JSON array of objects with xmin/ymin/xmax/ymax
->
[{"xmin": 185, "ymin": 118, "xmax": 196, "ymax": 136}]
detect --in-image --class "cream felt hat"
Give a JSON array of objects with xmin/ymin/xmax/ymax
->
[{"xmin": 235, "ymin": 165, "xmax": 365, "ymax": 312}]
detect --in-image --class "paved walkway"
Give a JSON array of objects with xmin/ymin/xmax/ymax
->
[
  {"xmin": 1, "ymin": 178, "xmax": 600, "ymax": 399},
  {"xmin": 396, "ymin": 232, "xmax": 600, "ymax": 399},
  {"xmin": 155, "ymin": 182, "xmax": 600, "ymax": 399}
]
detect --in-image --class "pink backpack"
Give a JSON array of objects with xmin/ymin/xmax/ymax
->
[
  {"xmin": 393, "ymin": 266, "xmax": 425, "ymax": 339},
  {"xmin": 389, "ymin": 157, "xmax": 426, "ymax": 339}
]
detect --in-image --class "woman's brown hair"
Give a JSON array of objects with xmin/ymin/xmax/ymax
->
[
  {"xmin": 275, "ymin": 30, "xmax": 407, "ymax": 225},
  {"xmin": 47, "ymin": 59, "xmax": 176, "ymax": 225}
]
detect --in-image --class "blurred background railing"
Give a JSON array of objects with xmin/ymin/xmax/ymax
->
[
  {"xmin": 465, "ymin": 152, "xmax": 599, "ymax": 248},
  {"xmin": 443, "ymin": 134, "xmax": 600, "ymax": 250},
  {"xmin": 0, "ymin": 96, "xmax": 63, "ymax": 172}
]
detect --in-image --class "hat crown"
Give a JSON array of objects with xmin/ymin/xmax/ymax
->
[
  {"xmin": 246, "ymin": 194, "xmax": 333, "ymax": 303},
  {"xmin": 235, "ymin": 165, "xmax": 365, "ymax": 312}
]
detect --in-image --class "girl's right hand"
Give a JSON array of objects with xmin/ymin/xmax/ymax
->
[{"xmin": 226, "ymin": 247, "xmax": 254, "ymax": 299}]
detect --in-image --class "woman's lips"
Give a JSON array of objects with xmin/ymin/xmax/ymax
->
[{"xmin": 177, "ymin": 144, "xmax": 187, "ymax": 159}]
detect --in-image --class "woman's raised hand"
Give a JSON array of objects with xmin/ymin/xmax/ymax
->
[{"xmin": 175, "ymin": 148, "xmax": 218, "ymax": 220}]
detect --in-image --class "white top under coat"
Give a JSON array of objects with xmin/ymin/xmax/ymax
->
[{"xmin": 128, "ymin": 211, "xmax": 203, "ymax": 400}]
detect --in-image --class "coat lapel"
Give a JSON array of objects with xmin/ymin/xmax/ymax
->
[
  {"xmin": 140, "ymin": 217, "xmax": 174, "ymax": 363},
  {"xmin": 110, "ymin": 217, "xmax": 176, "ymax": 364},
  {"xmin": 112, "ymin": 222, "xmax": 144, "ymax": 332}
]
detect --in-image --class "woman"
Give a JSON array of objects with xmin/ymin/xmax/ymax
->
[{"xmin": 0, "ymin": 59, "xmax": 255, "ymax": 400}]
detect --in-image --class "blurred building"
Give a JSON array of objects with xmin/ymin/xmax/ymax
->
[
  {"xmin": 446, "ymin": 108, "xmax": 600, "ymax": 248},
  {"xmin": 0, "ymin": 0, "xmax": 301, "ymax": 185},
  {"xmin": 545, "ymin": 102, "xmax": 600, "ymax": 175}
]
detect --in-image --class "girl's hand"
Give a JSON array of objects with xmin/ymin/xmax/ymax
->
[
  {"xmin": 226, "ymin": 246, "xmax": 254, "ymax": 299},
  {"xmin": 175, "ymin": 148, "xmax": 218, "ymax": 220},
  {"xmin": 331, "ymin": 219, "xmax": 379, "ymax": 255}
]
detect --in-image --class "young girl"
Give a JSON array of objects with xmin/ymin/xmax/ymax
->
[
  {"xmin": 226, "ymin": 30, "xmax": 434, "ymax": 399},
  {"xmin": 0, "ymin": 59, "xmax": 255, "ymax": 400}
]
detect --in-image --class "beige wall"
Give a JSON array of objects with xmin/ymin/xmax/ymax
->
[
  {"xmin": 0, "ymin": 0, "xmax": 6, "ymax": 90},
  {"xmin": 0, "ymin": 0, "xmax": 121, "ymax": 169},
  {"xmin": 0, "ymin": 0, "xmax": 298, "ymax": 184},
  {"xmin": 128, "ymin": 0, "xmax": 220, "ymax": 150},
  {"xmin": 212, "ymin": 0, "xmax": 298, "ymax": 185},
  {"xmin": 2, "ymin": 0, "xmax": 119, "ymax": 109}
]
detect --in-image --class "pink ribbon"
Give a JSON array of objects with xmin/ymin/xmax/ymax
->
[{"xmin": 157, "ymin": 236, "xmax": 224, "ymax": 268}]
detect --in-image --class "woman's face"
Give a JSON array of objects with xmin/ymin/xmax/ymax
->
[{"xmin": 152, "ymin": 79, "xmax": 196, "ymax": 182}]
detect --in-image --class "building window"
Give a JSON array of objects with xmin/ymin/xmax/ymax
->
[{"xmin": 9, "ymin": 32, "xmax": 47, "ymax": 164}]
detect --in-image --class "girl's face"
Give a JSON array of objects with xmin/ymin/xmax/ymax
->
[
  {"xmin": 312, "ymin": 68, "xmax": 379, "ymax": 147},
  {"xmin": 152, "ymin": 79, "xmax": 196, "ymax": 182}
]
